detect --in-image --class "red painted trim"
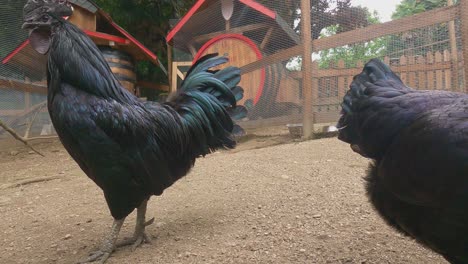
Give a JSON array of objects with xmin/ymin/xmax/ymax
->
[
  {"xmin": 166, "ymin": 0, "xmax": 206, "ymax": 43},
  {"xmin": 239, "ymin": 0, "xmax": 276, "ymax": 19},
  {"xmin": 3, "ymin": 8, "xmax": 158, "ymax": 65},
  {"xmin": 193, "ymin": 33, "xmax": 265, "ymax": 105},
  {"xmin": 166, "ymin": 0, "xmax": 276, "ymax": 43},
  {"xmin": 2, "ymin": 40, "xmax": 30, "ymax": 64},
  {"xmin": 109, "ymin": 21, "xmax": 158, "ymax": 62},
  {"xmin": 83, "ymin": 30, "xmax": 128, "ymax": 44}
]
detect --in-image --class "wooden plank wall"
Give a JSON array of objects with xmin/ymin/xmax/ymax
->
[{"xmin": 297, "ymin": 50, "xmax": 463, "ymax": 124}]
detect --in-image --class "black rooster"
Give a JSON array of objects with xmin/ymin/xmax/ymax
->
[
  {"xmin": 337, "ymin": 59, "xmax": 468, "ymax": 263},
  {"xmin": 22, "ymin": 0, "xmax": 246, "ymax": 263}
]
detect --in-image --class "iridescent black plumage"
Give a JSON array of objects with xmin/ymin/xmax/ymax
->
[
  {"xmin": 338, "ymin": 59, "xmax": 468, "ymax": 264},
  {"xmin": 23, "ymin": 1, "xmax": 247, "ymax": 262},
  {"xmin": 46, "ymin": 20, "xmax": 246, "ymax": 220}
]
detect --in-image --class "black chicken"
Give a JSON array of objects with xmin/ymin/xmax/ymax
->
[
  {"xmin": 22, "ymin": 0, "xmax": 247, "ymax": 263},
  {"xmin": 337, "ymin": 59, "xmax": 468, "ymax": 263}
]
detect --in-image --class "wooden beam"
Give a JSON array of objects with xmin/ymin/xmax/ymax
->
[
  {"xmin": 260, "ymin": 27, "xmax": 274, "ymax": 50},
  {"xmin": 171, "ymin": 62, "xmax": 178, "ymax": 93},
  {"xmin": 194, "ymin": 23, "xmax": 270, "ymax": 42},
  {"xmin": 176, "ymin": 69, "xmax": 185, "ymax": 80},
  {"xmin": 0, "ymin": 78, "xmax": 47, "ymax": 94},
  {"xmin": 83, "ymin": 30, "xmax": 129, "ymax": 44},
  {"xmin": 301, "ymin": 0, "xmax": 315, "ymax": 138},
  {"xmin": 288, "ymin": 63, "xmax": 451, "ymax": 79},
  {"xmin": 461, "ymin": 0, "xmax": 468, "ymax": 90},
  {"xmin": 170, "ymin": 61, "xmax": 193, "ymax": 92},
  {"xmin": 187, "ymin": 41, "xmax": 198, "ymax": 57},
  {"xmin": 240, "ymin": 5, "xmax": 459, "ymax": 75},
  {"xmin": 240, "ymin": 45, "xmax": 302, "ymax": 74},
  {"xmin": 167, "ymin": 43, "xmax": 173, "ymax": 87},
  {"xmin": 449, "ymin": 0, "xmax": 460, "ymax": 91}
]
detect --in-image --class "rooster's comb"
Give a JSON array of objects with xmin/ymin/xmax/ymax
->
[{"xmin": 24, "ymin": 0, "xmax": 73, "ymax": 18}]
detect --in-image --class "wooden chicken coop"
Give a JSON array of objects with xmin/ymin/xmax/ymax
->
[
  {"xmin": 167, "ymin": 0, "xmax": 468, "ymax": 138},
  {"xmin": 166, "ymin": 0, "xmax": 303, "ymax": 121},
  {"xmin": 0, "ymin": 0, "xmax": 160, "ymax": 138},
  {"xmin": 2, "ymin": 0, "xmax": 159, "ymax": 96}
]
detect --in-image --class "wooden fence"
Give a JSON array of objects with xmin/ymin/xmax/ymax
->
[{"xmin": 289, "ymin": 50, "xmax": 465, "ymax": 124}]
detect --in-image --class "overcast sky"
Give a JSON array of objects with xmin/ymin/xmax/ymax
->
[{"xmin": 351, "ymin": 0, "xmax": 402, "ymax": 22}]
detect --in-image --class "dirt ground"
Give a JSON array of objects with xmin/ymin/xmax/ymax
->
[{"xmin": 0, "ymin": 136, "xmax": 446, "ymax": 264}]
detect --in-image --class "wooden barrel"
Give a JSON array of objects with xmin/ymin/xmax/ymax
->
[
  {"xmin": 99, "ymin": 47, "xmax": 137, "ymax": 94},
  {"xmin": 193, "ymin": 34, "xmax": 299, "ymax": 114},
  {"xmin": 194, "ymin": 34, "xmax": 266, "ymax": 105}
]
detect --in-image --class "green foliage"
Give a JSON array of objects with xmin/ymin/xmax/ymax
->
[
  {"xmin": 392, "ymin": 0, "xmax": 456, "ymax": 19},
  {"xmin": 318, "ymin": 9, "xmax": 386, "ymax": 68},
  {"xmin": 388, "ymin": 0, "xmax": 459, "ymax": 57},
  {"xmin": 93, "ymin": 0, "xmax": 197, "ymax": 84},
  {"xmin": 258, "ymin": 0, "xmax": 370, "ymax": 39}
]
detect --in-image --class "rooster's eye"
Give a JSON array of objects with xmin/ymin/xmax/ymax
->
[{"xmin": 42, "ymin": 14, "xmax": 50, "ymax": 22}]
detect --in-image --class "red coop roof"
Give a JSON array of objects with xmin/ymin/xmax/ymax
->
[
  {"xmin": 2, "ymin": 3, "xmax": 158, "ymax": 66},
  {"xmin": 167, "ymin": 0, "xmax": 277, "ymax": 43}
]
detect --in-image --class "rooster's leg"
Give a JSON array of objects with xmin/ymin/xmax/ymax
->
[
  {"xmin": 116, "ymin": 199, "xmax": 154, "ymax": 250},
  {"xmin": 79, "ymin": 218, "xmax": 125, "ymax": 264}
]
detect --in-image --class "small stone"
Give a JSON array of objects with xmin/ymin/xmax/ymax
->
[
  {"xmin": 10, "ymin": 151, "xmax": 19, "ymax": 156},
  {"xmin": 299, "ymin": 249, "xmax": 306, "ymax": 253},
  {"xmin": 64, "ymin": 234, "xmax": 72, "ymax": 240},
  {"xmin": 86, "ymin": 219, "xmax": 92, "ymax": 223},
  {"xmin": 317, "ymin": 234, "xmax": 331, "ymax": 240},
  {"xmin": 50, "ymin": 244, "xmax": 57, "ymax": 248},
  {"xmin": 312, "ymin": 214, "xmax": 322, "ymax": 219},
  {"xmin": 28, "ymin": 151, "xmax": 35, "ymax": 154}
]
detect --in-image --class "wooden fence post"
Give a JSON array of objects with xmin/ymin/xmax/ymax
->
[
  {"xmin": 167, "ymin": 43, "xmax": 173, "ymax": 89},
  {"xmin": 459, "ymin": 0, "xmax": 468, "ymax": 88},
  {"xmin": 301, "ymin": 0, "xmax": 315, "ymax": 139},
  {"xmin": 447, "ymin": 0, "xmax": 459, "ymax": 91}
]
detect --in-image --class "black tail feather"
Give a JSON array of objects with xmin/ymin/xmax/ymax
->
[{"xmin": 166, "ymin": 54, "xmax": 247, "ymax": 155}]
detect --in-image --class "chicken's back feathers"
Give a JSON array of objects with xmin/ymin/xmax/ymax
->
[
  {"xmin": 337, "ymin": 59, "xmax": 461, "ymax": 160},
  {"xmin": 337, "ymin": 59, "xmax": 468, "ymax": 263}
]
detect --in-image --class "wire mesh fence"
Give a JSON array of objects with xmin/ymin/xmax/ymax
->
[
  {"xmin": 0, "ymin": 0, "xmax": 51, "ymax": 143},
  {"xmin": 169, "ymin": 0, "xmax": 465, "ymax": 137},
  {"xmin": 0, "ymin": 0, "xmax": 466, "ymax": 147}
]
